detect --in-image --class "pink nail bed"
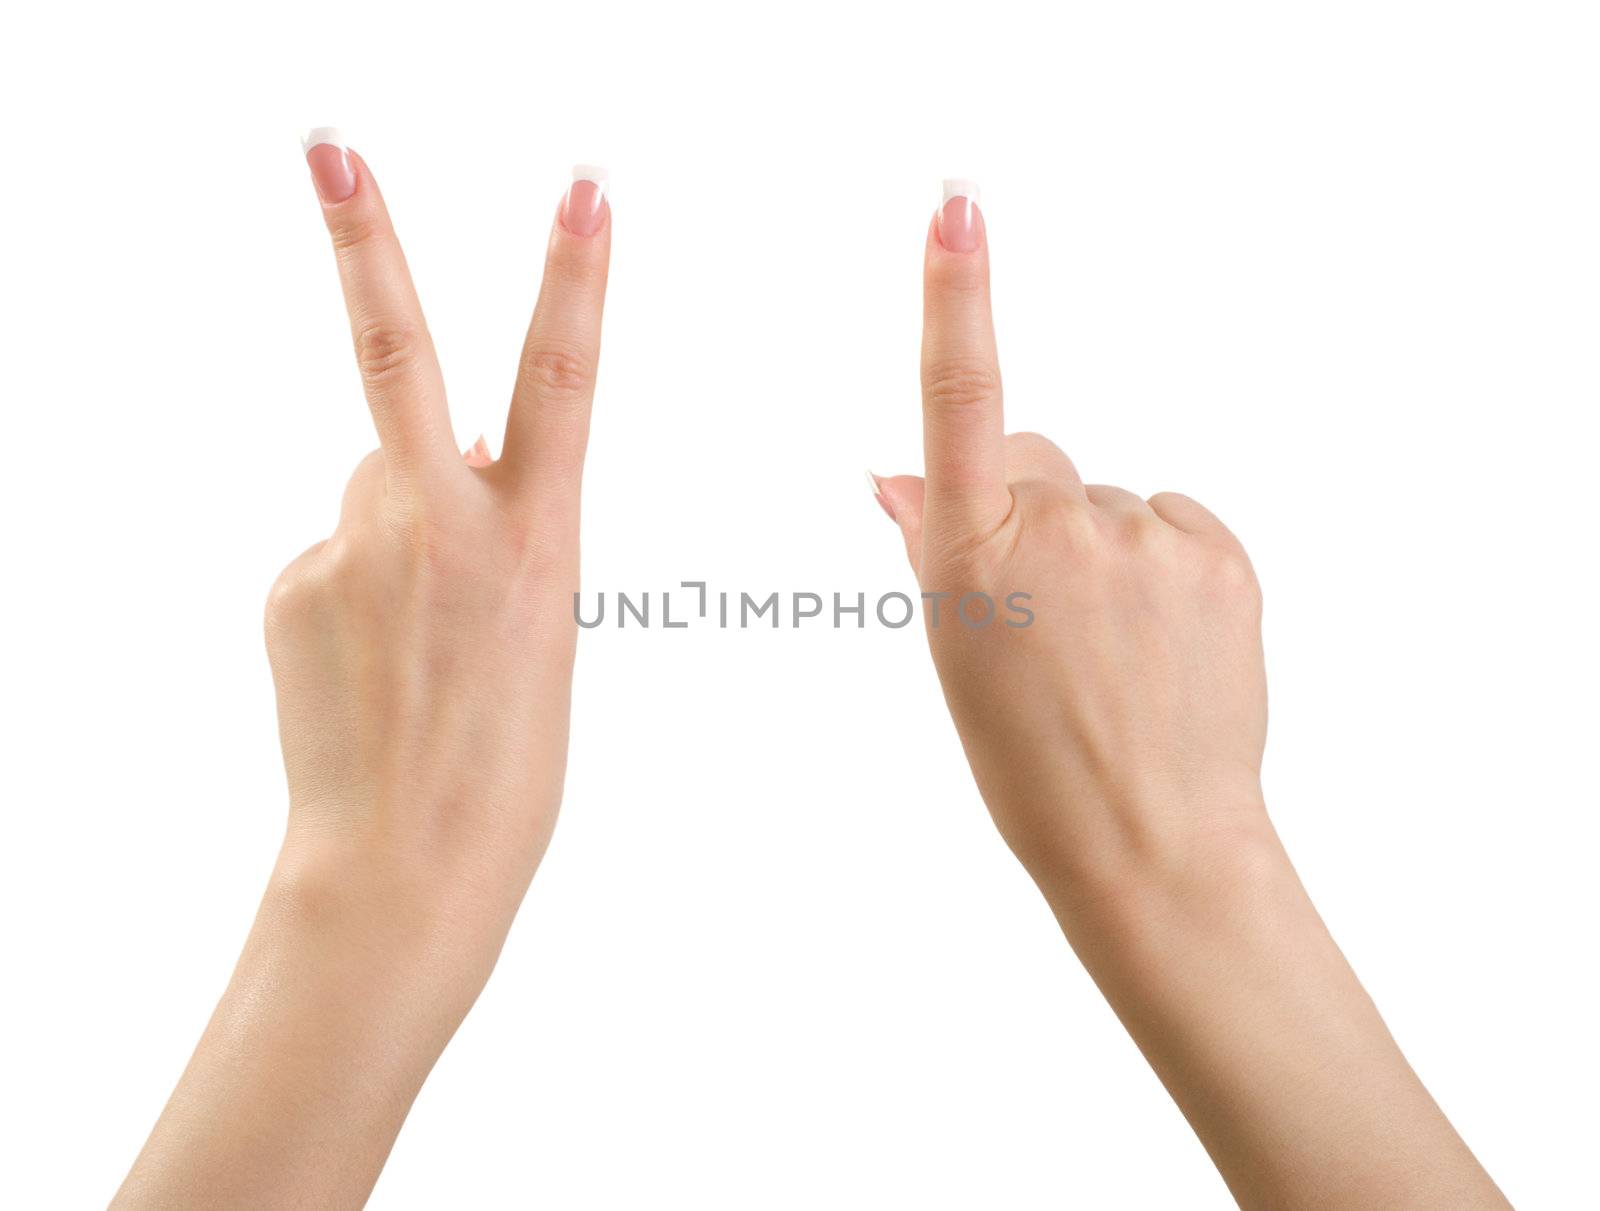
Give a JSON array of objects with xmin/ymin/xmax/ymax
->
[
  {"xmin": 303, "ymin": 127, "xmax": 356, "ymax": 204},
  {"xmin": 564, "ymin": 166, "xmax": 609, "ymax": 237},
  {"xmin": 937, "ymin": 179, "xmax": 981, "ymax": 253}
]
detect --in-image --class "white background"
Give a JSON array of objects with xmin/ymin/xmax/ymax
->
[{"xmin": 1, "ymin": 2, "xmax": 1596, "ymax": 1206}]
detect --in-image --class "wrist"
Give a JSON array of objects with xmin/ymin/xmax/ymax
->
[
  {"xmin": 263, "ymin": 833, "xmax": 510, "ymax": 1029},
  {"xmin": 1026, "ymin": 795, "xmax": 1294, "ymax": 954},
  {"xmin": 1032, "ymin": 806, "xmax": 1349, "ymax": 1057},
  {"xmin": 115, "ymin": 838, "xmax": 492, "ymax": 1209}
]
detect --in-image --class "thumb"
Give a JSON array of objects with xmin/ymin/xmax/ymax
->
[{"xmin": 868, "ymin": 471, "xmax": 926, "ymax": 578}]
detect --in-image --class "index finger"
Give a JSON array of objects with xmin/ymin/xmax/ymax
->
[
  {"xmin": 304, "ymin": 130, "xmax": 458, "ymax": 481},
  {"xmin": 920, "ymin": 180, "xmax": 1011, "ymax": 526}
]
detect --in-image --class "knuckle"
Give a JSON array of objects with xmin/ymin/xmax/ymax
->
[
  {"xmin": 922, "ymin": 357, "xmax": 1001, "ymax": 412},
  {"xmin": 519, "ymin": 342, "xmax": 595, "ymax": 402},
  {"xmin": 353, "ymin": 320, "xmax": 420, "ymax": 388},
  {"xmin": 1006, "ymin": 431, "xmax": 1061, "ymax": 457},
  {"xmin": 1028, "ymin": 488, "xmax": 1101, "ymax": 554},
  {"xmin": 1206, "ymin": 543, "xmax": 1262, "ymax": 607},
  {"xmin": 1005, "ymin": 437, "xmax": 1080, "ymax": 495},
  {"xmin": 320, "ymin": 531, "xmax": 363, "ymax": 583},
  {"xmin": 264, "ymin": 560, "xmax": 321, "ymax": 638},
  {"xmin": 263, "ymin": 534, "xmax": 366, "ymax": 639},
  {"xmin": 1122, "ymin": 507, "xmax": 1169, "ymax": 547}
]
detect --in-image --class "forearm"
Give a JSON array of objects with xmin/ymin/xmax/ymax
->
[
  {"xmin": 113, "ymin": 842, "xmax": 493, "ymax": 1209},
  {"xmin": 1042, "ymin": 819, "xmax": 1508, "ymax": 1210}
]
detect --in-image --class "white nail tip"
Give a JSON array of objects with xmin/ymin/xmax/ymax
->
[
  {"xmin": 941, "ymin": 178, "xmax": 980, "ymax": 206},
  {"xmin": 865, "ymin": 469, "xmax": 883, "ymax": 497},
  {"xmin": 301, "ymin": 127, "xmax": 345, "ymax": 155},
  {"xmin": 572, "ymin": 164, "xmax": 609, "ymax": 200}
]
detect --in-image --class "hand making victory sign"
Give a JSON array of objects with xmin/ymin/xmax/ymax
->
[{"xmin": 114, "ymin": 135, "xmax": 612, "ymax": 1208}]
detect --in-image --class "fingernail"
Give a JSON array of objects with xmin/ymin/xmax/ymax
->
[
  {"xmin": 937, "ymin": 179, "xmax": 981, "ymax": 253},
  {"xmin": 464, "ymin": 435, "xmax": 492, "ymax": 467},
  {"xmin": 563, "ymin": 165, "xmax": 609, "ymax": 237},
  {"xmin": 303, "ymin": 127, "xmax": 356, "ymax": 204},
  {"xmin": 866, "ymin": 470, "xmax": 896, "ymax": 522}
]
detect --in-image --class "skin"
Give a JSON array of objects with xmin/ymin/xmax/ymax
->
[
  {"xmin": 870, "ymin": 205, "xmax": 1510, "ymax": 1208},
  {"xmin": 113, "ymin": 151, "xmax": 1507, "ymax": 1207},
  {"xmin": 112, "ymin": 150, "xmax": 610, "ymax": 1207}
]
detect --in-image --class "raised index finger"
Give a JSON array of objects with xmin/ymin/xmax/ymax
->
[
  {"xmin": 920, "ymin": 180, "xmax": 1011, "ymax": 527},
  {"xmin": 304, "ymin": 130, "xmax": 457, "ymax": 480}
]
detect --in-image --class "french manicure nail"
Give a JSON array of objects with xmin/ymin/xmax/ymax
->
[
  {"xmin": 303, "ymin": 127, "xmax": 356, "ymax": 204},
  {"xmin": 866, "ymin": 470, "xmax": 896, "ymax": 522},
  {"xmin": 937, "ymin": 179, "xmax": 981, "ymax": 253},
  {"xmin": 563, "ymin": 165, "xmax": 609, "ymax": 237}
]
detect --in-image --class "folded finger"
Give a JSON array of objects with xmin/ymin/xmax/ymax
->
[
  {"xmin": 1147, "ymin": 491, "xmax": 1239, "ymax": 542},
  {"xmin": 1086, "ymin": 484, "xmax": 1155, "ymax": 517}
]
